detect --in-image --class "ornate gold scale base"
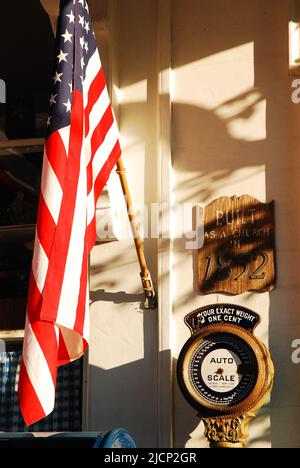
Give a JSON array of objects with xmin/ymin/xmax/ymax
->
[{"xmin": 202, "ymin": 413, "xmax": 255, "ymax": 449}]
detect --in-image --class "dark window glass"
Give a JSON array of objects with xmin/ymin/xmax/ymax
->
[{"xmin": 0, "ymin": 348, "xmax": 83, "ymax": 432}]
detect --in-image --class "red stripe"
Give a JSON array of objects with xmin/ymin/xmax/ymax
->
[
  {"xmin": 36, "ymin": 194, "xmax": 56, "ymax": 260},
  {"xmin": 86, "ymin": 216, "xmax": 96, "ymax": 254},
  {"xmin": 86, "ymin": 142, "xmax": 121, "ymax": 252},
  {"xmin": 86, "ymin": 106, "xmax": 115, "ymax": 193},
  {"xmin": 94, "ymin": 141, "xmax": 121, "ymax": 203},
  {"xmin": 29, "ymin": 321, "xmax": 59, "ymax": 384},
  {"xmin": 18, "ymin": 362, "xmax": 46, "ymax": 427},
  {"xmin": 73, "ymin": 238, "xmax": 88, "ymax": 336},
  {"xmin": 38, "ymin": 90, "xmax": 84, "ymax": 323},
  {"xmin": 45, "ymin": 131, "xmax": 68, "ymax": 187},
  {"xmin": 90, "ymin": 106, "xmax": 114, "ymax": 159},
  {"xmin": 85, "ymin": 68, "xmax": 106, "ymax": 137},
  {"xmin": 26, "ymin": 272, "xmax": 43, "ymax": 321}
]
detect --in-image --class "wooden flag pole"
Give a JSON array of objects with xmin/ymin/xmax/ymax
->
[{"xmin": 116, "ymin": 157, "xmax": 158, "ymax": 309}]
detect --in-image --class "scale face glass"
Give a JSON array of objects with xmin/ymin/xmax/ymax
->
[{"xmin": 183, "ymin": 332, "xmax": 259, "ymax": 409}]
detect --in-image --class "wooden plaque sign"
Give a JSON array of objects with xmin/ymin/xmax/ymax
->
[{"xmin": 198, "ymin": 195, "xmax": 276, "ymax": 295}]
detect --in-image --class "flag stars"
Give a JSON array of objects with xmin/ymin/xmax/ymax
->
[
  {"xmin": 63, "ymin": 99, "xmax": 72, "ymax": 113},
  {"xmin": 57, "ymin": 49, "xmax": 69, "ymax": 63},
  {"xmin": 66, "ymin": 10, "xmax": 75, "ymax": 24},
  {"xmin": 46, "ymin": 2, "xmax": 97, "ymax": 130},
  {"xmin": 49, "ymin": 94, "xmax": 57, "ymax": 106},
  {"xmin": 53, "ymin": 71, "xmax": 63, "ymax": 84},
  {"xmin": 61, "ymin": 29, "xmax": 73, "ymax": 43}
]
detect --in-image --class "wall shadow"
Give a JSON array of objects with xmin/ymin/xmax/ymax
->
[
  {"xmin": 88, "ymin": 302, "xmax": 159, "ymax": 448},
  {"xmin": 169, "ymin": 0, "xmax": 292, "ymax": 448}
]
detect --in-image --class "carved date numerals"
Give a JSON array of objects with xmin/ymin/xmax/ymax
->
[
  {"xmin": 203, "ymin": 252, "xmax": 269, "ymax": 283},
  {"xmin": 249, "ymin": 252, "xmax": 268, "ymax": 280}
]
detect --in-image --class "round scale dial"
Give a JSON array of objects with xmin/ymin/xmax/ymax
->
[
  {"xmin": 177, "ymin": 327, "xmax": 265, "ymax": 414},
  {"xmin": 188, "ymin": 333, "xmax": 258, "ymax": 407}
]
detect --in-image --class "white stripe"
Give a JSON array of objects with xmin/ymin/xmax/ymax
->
[
  {"xmin": 86, "ymin": 190, "xmax": 95, "ymax": 226},
  {"xmin": 32, "ymin": 235, "xmax": 49, "ymax": 294},
  {"xmin": 84, "ymin": 87, "xmax": 111, "ymax": 165},
  {"xmin": 86, "ymin": 122, "xmax": 119, "ymax": 226},
  {"xmin": 59, "ymin": 326, "xmax": 84, "ymax": 360},
  {"xmin": 92, "ymin": 120, "xmax": 119, "ymax": 179},
  {"xmin": 55, "ymin": 326, "xmax": 60, "ymax": 344},
  {"xmin": 56, "ymin": 146, "xmax": 87, "ymax": 329},
  {"xmin": 58, "ymin": 126, "xmax": 71, "ymax": 156},
  {"xmin": 86, "ymin": 86, "xmax": 111, "ymax": 139},
  {"xmin": 83, "ymin": 50, "xmax": 101, "ymax": 108},
  {"xmin": 41, "ymin": 152, "xmax": 63, "ymax": 225},
  {"xmin": 22, "ymin": 320, "xmax": 56, "ymax": 416}
]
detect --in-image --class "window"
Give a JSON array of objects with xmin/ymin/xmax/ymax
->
[
  {"xmin": 0, "ymin": 141, "xmax": 44, "ymax": 332},
  {"xmin": 289, "ymin": 0, "xmax": 300, "ymax": 74},
  {"xmin": 0, "ymin": 339, "xmax": 83, "ymax": 432}
]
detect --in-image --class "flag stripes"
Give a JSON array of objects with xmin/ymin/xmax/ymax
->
[{"xmin": 18, "ymin": 0, "xmax": 121, "ymax": 425}]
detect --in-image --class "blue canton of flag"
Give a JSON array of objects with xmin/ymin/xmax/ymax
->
[{"xmin": 48, "ymin": 0, "xmax": 97, "ymax": 133}]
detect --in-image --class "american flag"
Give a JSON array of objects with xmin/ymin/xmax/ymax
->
[{"xmin": 18, "ymin": 0, "xmax": 121, "ymax": 425}]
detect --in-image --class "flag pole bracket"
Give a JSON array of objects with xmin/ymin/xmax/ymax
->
[{"xmin": 140, "ymin": 272, "xmax": 158, "ymax": 310}]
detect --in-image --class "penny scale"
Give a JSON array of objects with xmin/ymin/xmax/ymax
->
[{"xmin": 177, "ymin": 304, "xmax": 274, "ymax": 449}]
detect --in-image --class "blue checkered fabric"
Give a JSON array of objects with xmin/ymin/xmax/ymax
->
[{"xmin": 0, "ymin": 352, "xmax": 82, "ymax": 432}]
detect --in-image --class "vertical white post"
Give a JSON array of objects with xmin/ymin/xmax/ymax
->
[{"xmin": 157, "ymin": 0, "xmax": 173, "ymax": 448}]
